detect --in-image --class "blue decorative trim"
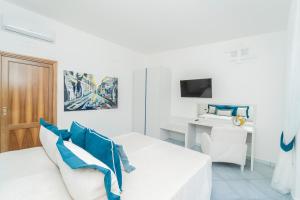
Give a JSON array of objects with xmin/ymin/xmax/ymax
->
[
  {"xmin": 40, "ymin": 118, "xmax": 71, "ymax": 140},
  {"xmin": 56, "ymin": 136, "xmax": 120, "ymax": 200},
  {"xmin": 280, "ymin": 132, "xmax": 295, "ymax": 152},
  {"xmin": 85, "ymin": 129, "xmax": 123, "ymax": 191},
  {"xmin": 70, "ymin": 121, "xmax": 87, "ymax": 148},
  {"xmin": 116, "ymin": 144, "xmax": 136, "ymax": 173}
]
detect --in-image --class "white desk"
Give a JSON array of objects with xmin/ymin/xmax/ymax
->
[{"xmin": 186, "ymin": 118, "xmax": 256, "ymax": 171}]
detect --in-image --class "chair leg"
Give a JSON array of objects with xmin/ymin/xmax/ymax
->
[{"xmin": 240, "ymin": 165, "xmax": 244, "ymax": 172}]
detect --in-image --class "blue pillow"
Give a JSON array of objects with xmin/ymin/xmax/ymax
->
[
  {"xmin": 40, "ymin": 118, "xmax": 71, "ymax": 140},
  {"xmin": 85, "ymin": 129, "xmax": 122, "ymax": 191},
  {"xmin": 70, "ymin": 121, "xmax": 87, "ymax": 149},
  {"xmin": 116, "ymin": 144, "xmax": 136, "ymax": 173},
  {"xmin": 56, "ymin": 136, "xmax": 120, "ymax": 200}
]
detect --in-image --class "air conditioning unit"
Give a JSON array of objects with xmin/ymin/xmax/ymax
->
[{"xmin": 1, "ymin": 15, "xmax": 56, "ymax": 43}]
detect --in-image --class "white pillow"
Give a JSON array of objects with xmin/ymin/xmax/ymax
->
[
  {"xmin": 216, "ymin": 109, "xmax": 233, "ymax": 117},
  {"xmin": 56, "ymin": 140, "xmax": 120, "ymax": 200},
  {"xmin": 208, "ymin": 106, "xmax": 216, "ymax": 114},
  {"xmin": 39, "ymin": 126, "xmax": 59, "ymax": 165},
  {"xmin": 236, "ymin": 107, "xmax": 248, "ymax": 118}
]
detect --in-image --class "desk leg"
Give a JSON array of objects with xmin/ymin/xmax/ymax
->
[
  {"xmin": 160, "ymin": 129, "xmax": 169, "ymax": 141},
  {"xmin": 186, "ymin": 124, "xmax": 197, "ymax": 148},
  {"xmin": 251, "ymin": 133, "xmax": 255, "ymax": 171}
]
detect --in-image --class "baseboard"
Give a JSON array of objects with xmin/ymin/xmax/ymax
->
[{"xmin": 250, "ymin": 157, "xmax": 276, "ymax": 167}]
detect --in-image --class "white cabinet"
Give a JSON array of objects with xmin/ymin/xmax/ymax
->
[{"xmin": 132, "ymin": 67, "xmax": 171, "ymax": 139}]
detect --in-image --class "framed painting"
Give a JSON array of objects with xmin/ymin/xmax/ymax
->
[{"xmin": 63, "ymin": 70, "xmax": 118, "ymax": 111}]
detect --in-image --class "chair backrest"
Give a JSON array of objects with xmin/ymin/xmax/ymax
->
[{"xmin": 211, "ymin": 126, "xmax": 247, "ymax": 144}]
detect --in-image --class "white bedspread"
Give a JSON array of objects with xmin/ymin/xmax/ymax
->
[
  {"xmin": 114, "ymin": 133, "xmax": 212, "ymax": 200},
  {"xmin": 0, "ymin": 133, "xmax": 211, "ymax": 200},
  {"xmin": 0, "ymin": 147, "xmax": 71, "ymax": 200}
]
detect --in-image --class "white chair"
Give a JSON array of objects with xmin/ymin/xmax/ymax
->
[{"xmin": 199, "ymin": 126, "xmax": 248, "ymax": 171}]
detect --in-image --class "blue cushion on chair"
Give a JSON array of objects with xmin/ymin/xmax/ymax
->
[
  {"xmin": 85, "ymin": 129, "xmax": 122, "ymax": 190},
  {"xmin": 70, "ymin": 121, "xmax": 87, "ymax": 149}
]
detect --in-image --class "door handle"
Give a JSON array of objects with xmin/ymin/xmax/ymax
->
[{"xmin": 2, "ymin": 107, "xmax": 7, "ymax": 116}]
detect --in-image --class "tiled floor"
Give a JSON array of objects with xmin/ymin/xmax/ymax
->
[
  {"xmin": 165, "ymin": 138, "xmax": 293, "ymax": 200},
  {"xmin": 212, "ymin": 161, "xmax": 292, "ymax": 200}
]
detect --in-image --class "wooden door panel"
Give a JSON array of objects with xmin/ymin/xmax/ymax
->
[
  {"xmin": 8, "ymin": 127, "xmax": 41, "ymax": 151},
  {"xmin": 8, "ymin": 62, "xmax": 51, "ymax": 124},
  {"xmin": 1, "ymin": 53, "xmax": 56, "ymax": 152}
]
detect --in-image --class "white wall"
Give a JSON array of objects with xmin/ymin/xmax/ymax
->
[
  {"xmin": 147, "ymin": 32, "xmax": 288, "ymax": 163},
  {"xmin": 0, "ymin": 0, "xmax": 289, "ymax": 163},
  {"xmin": 0, "ymin": 0, "xmax": 146, "ymax": 137}
]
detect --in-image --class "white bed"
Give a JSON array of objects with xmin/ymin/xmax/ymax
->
[
  {"xmin": 0, "ymin": 132, "xmax": 212, "ymax": 200},
  {"xmin": 0, "ymin": 147, "xmax": 72, "ymax": 200}
]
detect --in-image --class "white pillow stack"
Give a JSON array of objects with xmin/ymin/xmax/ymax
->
[{"xmin": 39, "ymin": 123, "xmax": 121, "ymax": 200}]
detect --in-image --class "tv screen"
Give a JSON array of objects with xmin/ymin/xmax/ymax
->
[{"xmin": 180, "ymin": 79, "xmax": 212, "ymax": 98}]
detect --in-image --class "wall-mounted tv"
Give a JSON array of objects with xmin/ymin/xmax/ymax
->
[{"xmin": 180, "ymin": 78, "xmax": 212, "ymax": 98}]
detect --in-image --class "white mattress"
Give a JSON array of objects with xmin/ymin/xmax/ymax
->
[{"xmin": 0, "ymin": 133, "xmax": 212, "ymax": 200}]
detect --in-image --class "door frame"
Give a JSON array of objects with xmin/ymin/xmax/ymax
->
[{"xmin": 0, "ymin": 51, "xmax": 57, "ymax": 152}]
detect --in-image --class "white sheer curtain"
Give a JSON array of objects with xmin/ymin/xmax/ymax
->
[
  {"xmin": 296, "ymin": 137, "xmax": 300, "ymax": 199},
  {"xmin": 271, "ymin": 0, "xmax": 300, "ymax": 197}
]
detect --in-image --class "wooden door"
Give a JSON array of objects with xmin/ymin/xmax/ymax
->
[{"xmin": 0, "ymin": 52, "xmax": 57, "ymax": 152}]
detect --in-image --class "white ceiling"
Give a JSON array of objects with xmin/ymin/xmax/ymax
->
[{"xmin": 5, "ymin": 0, "xmax": 291, "ymax": 54}]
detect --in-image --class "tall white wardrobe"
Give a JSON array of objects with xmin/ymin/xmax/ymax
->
[{"xmin": 132, "ymin": 67, "xmax": 171, "ymax": 139}]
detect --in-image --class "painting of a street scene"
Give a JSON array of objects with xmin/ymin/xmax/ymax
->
[{"xmin": 64, "ymin": 70, "xmax": 118, "ymax": 111}]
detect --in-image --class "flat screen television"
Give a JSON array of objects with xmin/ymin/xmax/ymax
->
[{"xmin": 180, "ymin": 79, "xmax": 212, "ymax": 98}]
